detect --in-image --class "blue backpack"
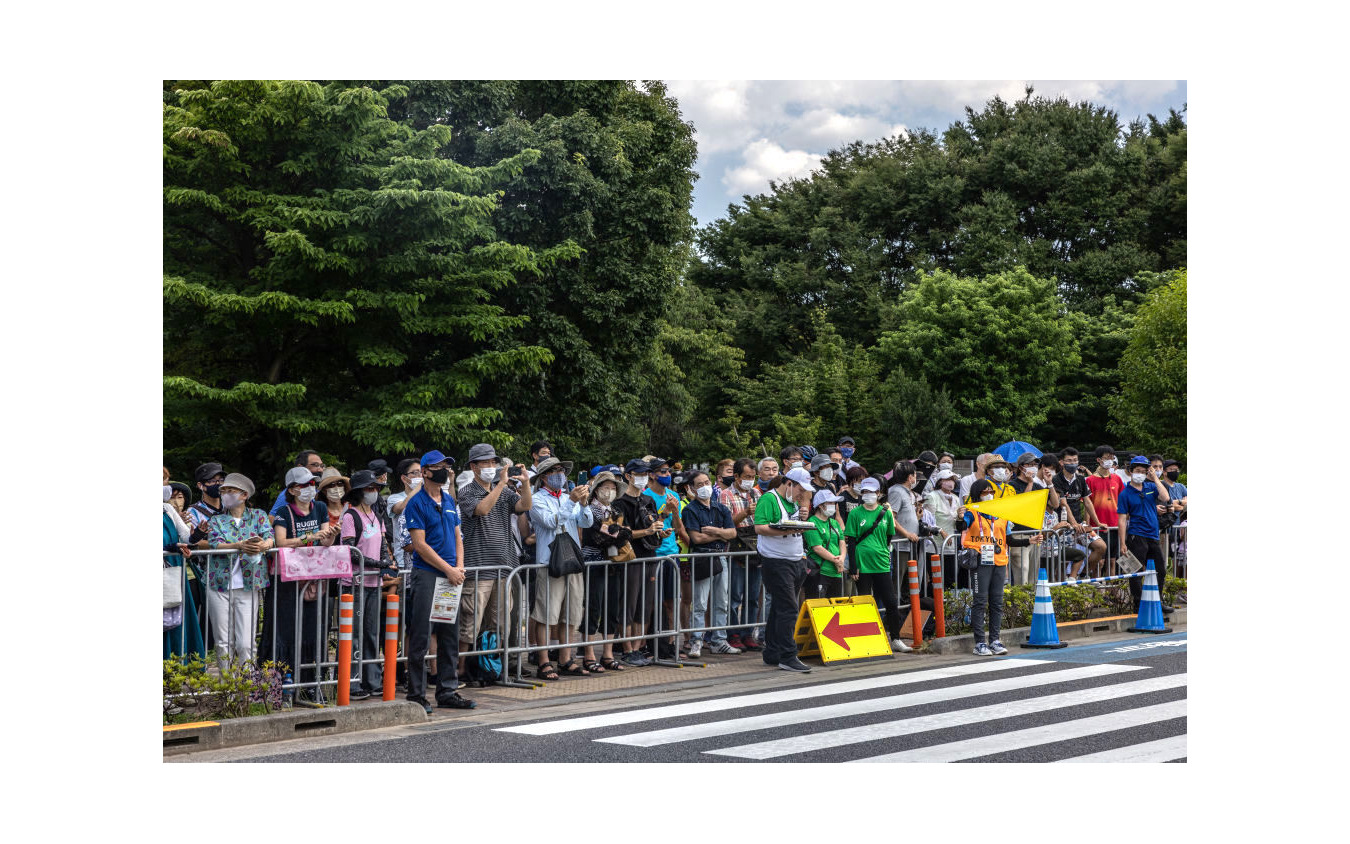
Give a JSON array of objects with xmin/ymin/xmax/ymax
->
[{"xmin": 467, "ymin": 629, "xmax": 501, "ymax": 684}]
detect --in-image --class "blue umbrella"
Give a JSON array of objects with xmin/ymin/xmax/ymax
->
[{"xmin": 993, "ymin": 440, "xmax": 1042, "ymax": 463}]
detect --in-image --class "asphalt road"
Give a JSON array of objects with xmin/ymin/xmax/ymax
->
[{"xmin": 230, "ymin": 632, "xmax": 1186, "ymax": 763}]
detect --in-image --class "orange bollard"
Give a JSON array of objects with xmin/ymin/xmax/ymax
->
[
  {"xmin": 929, "ymin": 554, "xmax": 945, "ymax": 639},
  {"xmin": 907, "ymin": 560, "xmax": 923, "ymax": 649},
  {"xmin": 338, "ymin": 593, "xmax": 354, "ymax": 706},
  {"xmin": 383, "ymin": 593, "xmax": 399, "ymax": 702}
]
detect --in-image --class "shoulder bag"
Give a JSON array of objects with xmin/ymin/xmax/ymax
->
[{"xmin": 548, "ymin": 523, "xmax": 586, "ymax": 578}]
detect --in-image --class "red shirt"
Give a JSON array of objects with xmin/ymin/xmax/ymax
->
[{"xmin": 1085, "ymin": 473, "xmax": 1124, "ymax": 527}]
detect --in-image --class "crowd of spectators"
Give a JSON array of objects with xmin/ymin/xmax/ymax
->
[{"xmin": 163, "ymin": 437, "xmax": 1187, "ymax": 706}]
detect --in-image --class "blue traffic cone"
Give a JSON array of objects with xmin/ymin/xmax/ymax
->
[
  {"xmin": 1128, "ymin": 560, "xmax": 1173, "ymax": 634},
  {"xmin": 1021, "ymin": 568, "xmax": 1067, "ymax": 649}
]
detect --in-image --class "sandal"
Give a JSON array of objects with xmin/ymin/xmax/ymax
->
[
  {"xmin": 560, "ymin": 658, "xmax": 590, "ymax": 676},
  {"xmin": 601, "ymin": 657, "xmax": 626, "ymax": 672},
  {"xmin": 583, "ymin": 659, "xmax": 604, "ymax": 674},
  {"xmin": 536, "ymin": 661, "xmax": 559, "ymax": 681}
]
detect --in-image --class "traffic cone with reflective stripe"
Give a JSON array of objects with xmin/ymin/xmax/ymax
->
[
  {"xmin": 1021, "ymin": 568, "xmax": 1067, "ymax": 649},
  {"xmin": 1128, "ymin": 560, "xmax": 1173, "ymax": 634}
]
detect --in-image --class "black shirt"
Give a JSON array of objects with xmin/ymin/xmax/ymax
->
[
  {"xmin": 1052, "ymin": 472, "xmax": 1092, "ymax": 524},
  {"xmin": 613, "ymin": 493, "xmax": 661, "ymax": 553}
]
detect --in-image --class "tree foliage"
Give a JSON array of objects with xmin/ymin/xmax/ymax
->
[{"xmin": 1109, "ymin": 269, "xmax": 1187, "ymax": 458}]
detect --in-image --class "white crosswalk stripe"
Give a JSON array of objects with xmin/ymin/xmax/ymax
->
[
  {"xmin": 852, "ymin": 699, "xmax": 1187, "ymax": 763},
  {"xmin": 706, "ymin": 673, "xmax": 1187, "ymax": 760},
  {"xmin": 1056, "ymin": 735, "xmax": 1187, "ymax": 763},
  {"xmin": 496, "ymin": 658, "xmax": 1033, "ymax": 735},
  {"xmin": 598, "ymin": 663, "xmax": 1141, "ymax": 747}
]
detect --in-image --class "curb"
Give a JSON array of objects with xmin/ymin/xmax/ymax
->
[
  {"xmin": 163, "ymin": 701, "xmax": 426, "ymax": 756},
  {"xmin": 925, "ymin": 608, "xmax": 1186, "ymax": 655}
]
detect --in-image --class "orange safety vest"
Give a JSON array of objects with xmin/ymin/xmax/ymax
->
[{"xmin": 962, "ymin": 512, "xmax": 1009, "ymax": 567}]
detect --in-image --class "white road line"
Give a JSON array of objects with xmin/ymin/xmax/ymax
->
[
  {"xmin": 598, "ymin": 664, "xmax": 1142, "ymax": 747},
  {"xmin": 851, "ymin": 699, "xmax": 1188, "ymax": 763},
  {"xmin": 707, "ymin": 673, "xmax": 1187, "ymax": 760},
  {"xmin": 496, "ymin": 659, "xmax": 1040, "ymax": 735},
  {"xmin": 1056, "ymin": 735, "xmax": 1187, "ymax": 763}
]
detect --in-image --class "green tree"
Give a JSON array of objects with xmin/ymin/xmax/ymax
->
[
  {"xmin": 873, "ymin": 267, "xmax": 1079, "ymax": 450},
  {"xmin": 1109, "ymin": 269, "xmax": 1186, "ymax": 458},
  {"xmin": 163, "ymin": 80, "xmax": 579, "ymax": 485}
]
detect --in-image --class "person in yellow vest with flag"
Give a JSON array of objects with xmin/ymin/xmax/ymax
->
[{"xmin": 961, "ymin": 479, "xmax": 1042, "ymax": 656}]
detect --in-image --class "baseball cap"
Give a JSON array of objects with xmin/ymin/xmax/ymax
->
[
  {"xmin": 466, "ymin": 443, "xmax": 498, "ymax": 464},
  {"xmin": 284, "ymin": 466, "xmax": 315, "ymax": 488},
  {"xmin": 367, "ymin": 459, "xmax": 391, "ymax": 477},
  {"xmin": 647, "ymin": 457, "xmax": 671, "ymax": 472},
  {"xmin": 420, "ymin": 449, "xmax": 454, "ymax": 467},
  {"xmin": 931, "ymin": 468, "xmax": 958, "ymax": 483},
  {"xmin": 784, "ymin": 467, "xmax": 813, "ymax": 487},
  {"xmin": 624, "ymin": 458, "xmax": 651, "ymax": 475},
  {"xmin": 837, "ymin": 435, "xmax": 855, "ymax": 446},
  {"xmin": 1016, "ymin": 453, "xmax": 1039, "ymax": 467},
  {"xmin": 1129, "ymin": 455, "xmax": 1150, "ymax": 467},
  {"xmin": 859, "ymin": 477, "xmax": 881, "ymax": 493},
  {"xmin": 812, "ymin": 489, "xmax": 843, "ymax": 509},
  {"xmin": 194, "ymin": 462, "xmax": 225, "ymax": 483}
]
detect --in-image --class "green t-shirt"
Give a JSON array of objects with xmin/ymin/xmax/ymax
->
[
  {"xmin": 805, "ymin": 514, "xmax": 845, "ymax": 577},
  {"xmin": 845, "ymin": 505, "xmax": 895, "ymax": 574}
]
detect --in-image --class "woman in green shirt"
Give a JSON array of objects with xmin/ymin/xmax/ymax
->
[
  {"xmin": 806, "ymin": 489, "xmax": 849, "ymax": 599},
  {"xmin": 844, "ymin": 477, "xmax": 911, "ymax": 652}
]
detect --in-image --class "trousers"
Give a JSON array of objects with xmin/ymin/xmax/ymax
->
[
  {"xmin": 206, "ymin": 586, "xmax": 259, "ymax": 668},
  {"xmin": 690, "ymin": 564, "xmax": 731, "ymax": 644},
  {"xmin": 1126, "ymin": 535, "xmax": 1167, "ymax": 611},
  {"xmin": 760, "ymin": 557, "xmax": 806, "ymax": 664},
  {"xmin": 405, "ymin": 567, "xmax": 460, "ymax": 701},
  {"xmin": 970, "ymin": 563, "xmax": 1007, "ymax": 644}
]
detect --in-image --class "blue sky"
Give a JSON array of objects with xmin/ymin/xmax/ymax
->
[{"xmin": 664, "ymin": 80, "xmax": 1188, "ymax": 229}]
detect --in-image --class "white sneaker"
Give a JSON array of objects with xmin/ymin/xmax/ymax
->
[
  {"xmin": 891, "ymin": 638, "xmax": 913, "ymax": 653},
  {"xmin": 709, "ymin": 640, "xmax": 742, "ymax": 654},
  {"xmin": 973, "ymin": 642, "xmax": 993, "ymax": 656},
  {"xmin": 685, "ymin": 641, "xmax": 702, "ymax": 659},
  {"xmin": 990, "ymin": 640, "xmax": 1009, "ymax": 655}
]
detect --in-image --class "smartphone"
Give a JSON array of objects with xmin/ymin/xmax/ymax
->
[{"xmin": 576, "ymin": 470, "xmax": 588, "ymax": 485}]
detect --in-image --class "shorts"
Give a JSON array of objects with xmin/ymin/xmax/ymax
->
[
  {"xmin": 530, "ymin": 572, "xmax": 584, "ymax": 628},
  {"xmin": 1105, "ymin": 530, "xmax": 1121, "ymax": 560}
]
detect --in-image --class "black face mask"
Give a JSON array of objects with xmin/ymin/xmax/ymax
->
[
  {"xmin": 1165, "ymin": 470, "xmax": 1179, "ymax": 481},
  {"xmin": 202, "ymin": 483, "xmax": 222, "ymax": 499},
  {"xmin": 427, "ymin": 467, "xmax": 451, "ymax": 485},
  {"xmin": 1061, "ymin": 464, "xmax": 1078, "ymax": 475}
]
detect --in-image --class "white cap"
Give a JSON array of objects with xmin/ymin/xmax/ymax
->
[
  {"xmin": 859, "ymin": 477, "xmax": 881, "ymax": 493},
  {"xmin": 931, "ymin": 468, "xmax": 958, "ymax": 482},
  {"xmin": 812, "ymin": 489, "xmax": 843, "ymax": 509},
  {"xmin": 783, "ymin": 467, "xmax": 813, "ymax": 487}
]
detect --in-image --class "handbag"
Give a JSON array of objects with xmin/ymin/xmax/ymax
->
[
  {"xmin": 957, "ymin": 547, "xmax": 983, "ymax": 573},
  {"xmin": 163, "ymin": 564, "xmax": 184, "ymax": 609},
  {"xmin": 548, "ymin": 528, "xmax": 585, "ymax": 577}
]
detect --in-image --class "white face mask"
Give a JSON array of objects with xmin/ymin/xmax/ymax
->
[
  {"xmin": 939, "ymin": 463, "xmax": 952, "ymax": 472},
  {"xmin": 940, "ymin": 480, "xmax": 955, "ymax": 492},
  {"xmin": 1131, "ymin": 473, "xmax": 1147, "ymax": 484},
  {"xmin": 326, "ymin": 487, "xmax": 343, "ymax": 502},
  {"xmin": 407, "ymin": 477, "xmax": 423, "ymax": 489},
  {"xmin": 980, "ymin": 494, "xmax": 994, "ymax": 502},
  {"xmin": 1023, "ymin": 464, "xmax": 1038, "ymax": 476},
  {"xmin": 163, "ymin": 485, "xmax": 173, "ymax": 502},
  {"xmin": 790, "ymin": 461, "xmax": 803, "ymax": 470},
  {"xmin": 478, "ymin": 467, "xmax": 497, "ymax": 482},
  {"xmin": 1102, "ymin": 459, "xmax": 1116, "ymax": 469},
  {"xmin": 363, "ymin": 491, "xmax": 378, "ymax": 506},
  {"xmin": 597, "ymin": 489, "xmax": 616, "ymax": 505},
  {"xmin": 221, "ymin": 492, "xmax": 244, "ymax": 510},
  {"xmin": 819, "ymin": 468, "xmax": 834, "ymax": 482},
  {"xmin": 739, "ymin": 479, "xmax": 753, "ymax": 490},
  {"xmin": 991, "ymin": 468, "xmax": 1009, "ymax": 482},
  {"xmin": 822, "ymin": 504, "xmax": 836, "ymax": 517},
  {"xmin": 296, "ymin": 487, "xmax": 317, "ymax": 504},
  {"xmin": 862, "ymin": 492, "xmax": 878, "ymax": 506},
  {"xmin": 696, "ymin": 485, "xmax": 713, "ymax": 501},
  {"xmin": 631, "ymin": 476, "xmax": 649, "ymax": 490}
]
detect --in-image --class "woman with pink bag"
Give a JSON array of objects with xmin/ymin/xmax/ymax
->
[{"xmin": 270, "ymin": 467, "xmax": 339, "ymax": 704}]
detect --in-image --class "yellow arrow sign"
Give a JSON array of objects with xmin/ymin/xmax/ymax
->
[{"xmin": 966, "ymin": 488, "xmax": 1048, "ymax": 529}]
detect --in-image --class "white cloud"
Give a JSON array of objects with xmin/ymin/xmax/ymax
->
[{"xmin": 721, "ymin": 139, "xmax": 823, "ymax": 196}]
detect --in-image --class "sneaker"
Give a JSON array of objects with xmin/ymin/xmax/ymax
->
[
  {"xmin": 740, "ymin": 636, "xmax": 762, "ymax": 652},
  {"xmin": 726, "ymin": 633, "xmax": 745, "ymax": 649},
  {"xmin": 657, "ymin": 643, "xmax": 678, "ymax": 660},
  {"xmin": 709, "ymin": 640, "xmax": 742, "ymax": 655},
  {"xmin": 438, "ymin": 692, "xmax": 477, "ymax": 710},
  {"xmin": 891, "ymin": 638, "xmax": 913, "ymax": 653},
  {"xmin": 407, "ymin": 695, "xmax": 433, "ymax": 715},
  {"xmin": 778, "ymin": 657, "xmax": 812, "ymax": 673},
  {"xmin": 973, "ymin": 642, "xmax": 993, "ymax": 657},
  {"xmin": 990, "ymin": 641, "xmax": 1009, "ymax": 656},
  {"xmin": 621, "ymin": 650, "xmax": 651, "ymax": 667},
  {"xmin": 686, "ymin": 640, "xmax": 703, "ymax": 659},
  {"xmin": 348, "ymin": 686, "xmax": 371, "ymax": 701}
]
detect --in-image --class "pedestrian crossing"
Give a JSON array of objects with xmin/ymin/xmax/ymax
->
[{"xmin": 494, "ymin": 650, "xmax": 1187, "ymax": 763}]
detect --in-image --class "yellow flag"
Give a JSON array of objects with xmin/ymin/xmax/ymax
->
[{"xmin": 966, "ymin": 488, "xmax": 1048, "ymax": 529}]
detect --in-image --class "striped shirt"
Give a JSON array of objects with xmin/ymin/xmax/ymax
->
[{"xmin": 456, "ymin": 480, "xmax": 520, "ymax": 578}]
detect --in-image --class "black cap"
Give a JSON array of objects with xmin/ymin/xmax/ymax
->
[
  {"xmin": 367, "ymin": 459, "xmax": 391, "ymax": 477},
  {"xmin": 917, "ymin": 450, "xmax": 938, "ymax": 465},
  {"xmin": 194, "ymin": 462, "xmax": 224, "ymax": 484},
  {"xmin": 349, "ymin": 469, "xmax": 386, "ymax": 491},
  {"xmin": 837, "ymin": 436, "xmax": 855, "ymax": 446},
  {"xmin": 648, "ymin": 457, "xmax": 671, "ymax": 472},
  {"xmin": 624, "ymin": 458, "xmax": 651, "ymax": 475}
]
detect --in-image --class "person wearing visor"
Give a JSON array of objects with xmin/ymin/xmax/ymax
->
[
  {"xmin": 805, "ymin": 489, "xmax": 849, "ymax": 599},
  {"xmin": 962, "ymin": 478, "xmax": 1042, "ymax": 656},
  {"xmin": 754, "ymin": 466, "xmax": 814, "ymax": 673},
  {"xmin": 339, "ymin": 469, "xmax": 390, "ymax": 699}
]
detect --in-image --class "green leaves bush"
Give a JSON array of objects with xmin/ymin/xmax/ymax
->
[{"xmin": 163, "ymin": 652, "xmax": 287, "ymax": 724}]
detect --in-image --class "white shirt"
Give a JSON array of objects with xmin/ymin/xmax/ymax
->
[{"xmin": 757, "ymin": 491, "xmax": 805, "ymax": 561}]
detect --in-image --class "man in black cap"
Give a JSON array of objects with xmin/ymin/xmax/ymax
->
[
  {"xmin": 837, "ymin": 436, "xmax": 861, "ymax": 474},
  {"xmin": 612, "ymin": 459, "xmax": 664, "ymax": 666},
  {"xmin": 186, "ymin": 462, "xmax": 226, "ymax": 546}
]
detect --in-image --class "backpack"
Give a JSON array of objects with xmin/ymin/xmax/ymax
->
[{"xmin": 466, "ymin": 629, "xmax": 502, "ymax": 685}]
